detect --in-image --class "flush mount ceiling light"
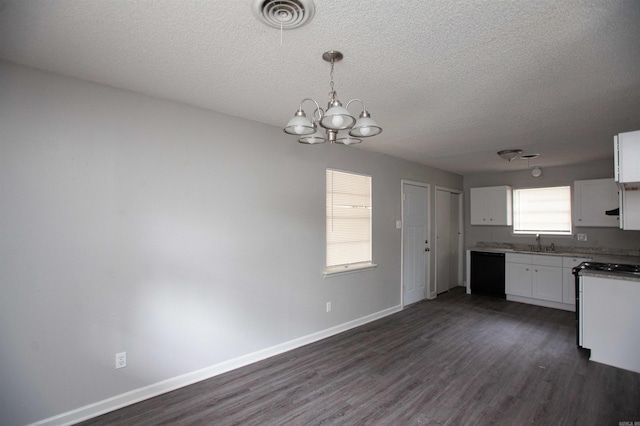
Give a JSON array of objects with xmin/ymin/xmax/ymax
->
[
  {"xmin": 252, "ymin": 0, "xmax": 315, "ymax": 30},
  {"xmin": 520, "ymin": 153, "xmax": 540, "ymax": 160},
  {"xmin": 497, "ymin": 149, "xmax": 523, "ymax": 161},
  {"xmin": 284, "ymin": 51, "xmax": 382, "ymax": 145}
]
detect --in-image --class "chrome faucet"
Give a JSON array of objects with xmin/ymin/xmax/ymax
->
[{"xmin": 535, "ymin": 234, "xmax": 541, "ymax": 251}]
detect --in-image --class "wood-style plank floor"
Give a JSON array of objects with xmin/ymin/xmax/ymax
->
[{"xmin": 79, "ymin": 288, "xmax": 640, "ymax": 425}]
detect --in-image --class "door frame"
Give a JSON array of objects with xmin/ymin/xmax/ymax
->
[
  {"xmin": 434, "ymin": 186, "xmax": 464, "ymax": 297},
  {"xmin": 401, "ymin": 180, "xmax": 431, "ymax": 306}
]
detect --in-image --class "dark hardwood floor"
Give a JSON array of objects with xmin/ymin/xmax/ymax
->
[{"xmin": 80, "ymin": 288, "xmax": 640, "ymax": 425}]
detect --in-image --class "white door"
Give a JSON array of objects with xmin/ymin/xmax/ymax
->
[
  {"xmin": 402, "ymin": 182, "xmax": 430, "ymax": 305},
  {"xmin": 436, "ymin": 189, "xmax": 462, "ymax": 294},
  {"xmin": 450, "ymin": 192, "xmax": 462, "ymax": 288},
  {"xmin": 436, "ymin": 189, "xmax": 451, "ymax": 294}
]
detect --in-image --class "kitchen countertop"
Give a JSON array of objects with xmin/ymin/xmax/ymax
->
[{"xmin": 467, "ymin": 246, "xmax": 640, "ymax": 266}]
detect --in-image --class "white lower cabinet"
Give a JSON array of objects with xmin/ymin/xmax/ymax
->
[
  {"xmin": 562, "ymin": 256, "xmax": 589, "ymax": 306},
  {"xmin": 531, "ymin": 265, "xmax": 563, "ymax": 302},
  {"xmin": 506, "ymin": 262, "xmax": 532, "ymax": 297},
  {"xmin": 505, "ymin": 253, "xmax": 579, "ymax": 311}
]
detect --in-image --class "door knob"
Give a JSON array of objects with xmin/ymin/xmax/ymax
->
[{"xmin": 425, "ymin": 248, "xmax": 430, "ymax": 252}]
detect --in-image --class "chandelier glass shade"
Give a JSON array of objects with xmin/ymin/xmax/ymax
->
[
  {"xmin": 320, "ymin": 103, "xmax": 356, "ymax": 130},
  {"xmin": 284, "ymin": 51, "xmax": 382, "ymax": 144},
  {"xmin": 299, "ymin": 128, "xmax": 327, "ymax": 144},
  {"xmin": 284, "ymin": 112, "xmax": 315, "ymax": 135}
]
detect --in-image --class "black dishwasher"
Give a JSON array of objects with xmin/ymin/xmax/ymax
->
[{"xmin": 470, "ymin": 251, "xmax": 506, "ymax": 299}]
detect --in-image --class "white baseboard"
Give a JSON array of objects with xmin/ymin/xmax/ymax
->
[
  {"xmin": 506, "ymin": 295, "xmax": 575, "ymax": 312},
  {"xmin": 32, "ymin": 304, "xmax": 403, "ymax": 426}
]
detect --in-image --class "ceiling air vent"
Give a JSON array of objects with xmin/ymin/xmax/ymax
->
[{"xmin": 252, "ymin": 0, "xmax": 315, "ymax": 30}]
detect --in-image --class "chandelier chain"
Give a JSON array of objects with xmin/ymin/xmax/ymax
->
[{"xmin": 329, "ymin": 60, "xmax": 336, "ymax": 101}]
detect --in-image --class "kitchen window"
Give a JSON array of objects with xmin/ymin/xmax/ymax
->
[
  {"xmin": 512, "ymin": 186, "xmax": 572, "ymax": 235},
  {"xmin": 324, "ymin": 169, "xmax": 376, "ymax": 276}
]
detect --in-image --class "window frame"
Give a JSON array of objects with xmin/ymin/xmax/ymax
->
[
  {"xmin": 512, "ymin": 185, "xmax": 573, "ymax": 236},
  {"xmin": 323, "ymin": 169, "xmax": 377, "ymax": 277}
]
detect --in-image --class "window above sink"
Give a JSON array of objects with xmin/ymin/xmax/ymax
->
[{"xmin": 512, "ymin": 186, "xmax": 572, "ymax": 235}]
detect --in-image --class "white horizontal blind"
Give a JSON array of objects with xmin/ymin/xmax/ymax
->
[
  {"xmin": 326, "ymin": 169, "xmax": 372, "ymax": 269},
  {"xmin": 513, "ymin": 186, "xmax": 572, "ymax": 234}
]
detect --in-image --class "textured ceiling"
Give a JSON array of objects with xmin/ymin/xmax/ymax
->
[{"xmin": 1, "ymin": 0, "xmax": 640, "ymax": 175}]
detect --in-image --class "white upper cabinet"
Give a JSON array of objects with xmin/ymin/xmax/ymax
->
[
  {"xmin": 470, "ymin": 186, "xmax": 512, "ymax": 226},
  {"xmin": 614, "ymin": 130, "xmax": 640, "ymax": 183},
  {"xmin": 613, "ymin": 130, "xmax": 640, "ymax": 230},
  {"xmin": 620, "ymin": 189, "xmax": 640, "ymax": 230},
  {"xmin": 573, "ymin": 178, "xmax": 619, "ymax": 227}
]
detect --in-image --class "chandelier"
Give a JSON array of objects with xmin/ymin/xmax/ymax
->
[{"xmin": 284, "ymin": 51, "xmax": 382, "ymax": 145}]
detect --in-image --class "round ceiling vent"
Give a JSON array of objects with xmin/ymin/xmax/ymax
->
[{"xmin": 252, "ymin": 0, "xmax": 316, "ymax": 30}]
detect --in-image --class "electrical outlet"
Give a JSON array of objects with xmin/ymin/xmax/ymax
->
[
  {"xmin": 577, "ymin": 233, "xmax": 588, "ymax": 241},
  {"xmin": 326, "ymin": 301, "xmax": 332, "ymax": 312},
  {"xmin": 115, "ymin": 352, "xmax": 127, "ymax": 369}
]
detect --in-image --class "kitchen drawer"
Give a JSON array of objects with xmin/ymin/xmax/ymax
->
[
  {"xmin": 531, "ymin": 255, "xmax": 563, "ymax": 267},
  {"xmin": 506, "ymin": 253, "xmax": 532, "ymax": 264},
  {"xmin": 563, "ymin": 256, "xmax": 590, "ymax": 268}
]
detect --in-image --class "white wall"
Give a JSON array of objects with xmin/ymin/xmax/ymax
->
[
  {"xmin": 464, "ymin": 161, "xmax": 640, "ymax": 250},
  {"xmin": 0, "ymin": 61, "xmax": 462, "ymax": 425}
]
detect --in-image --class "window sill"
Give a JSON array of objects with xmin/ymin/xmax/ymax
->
[{"xmin": 323, "ymin": 262, "xmax": 378, "ymax": 278}]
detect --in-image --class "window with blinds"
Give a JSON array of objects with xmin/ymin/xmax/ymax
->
[
  {"xmin": 325, "ymin": 169, "xmax": 375, "ymax": 275},
  {"xmin": 513, "ymin": 186, "xmax": 572, "ymax": 235}
]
